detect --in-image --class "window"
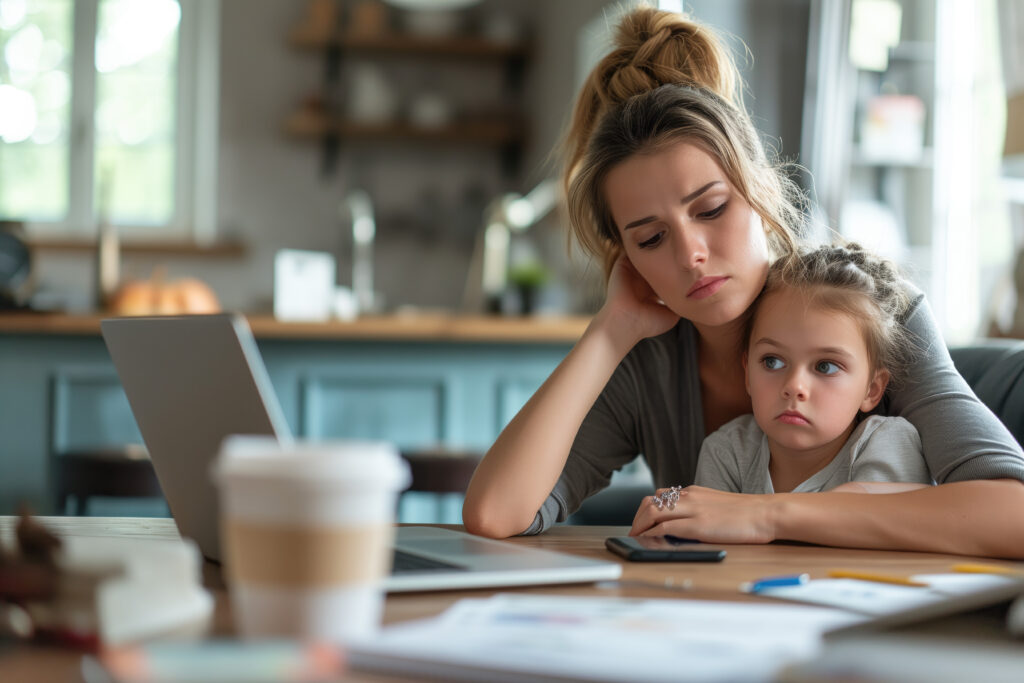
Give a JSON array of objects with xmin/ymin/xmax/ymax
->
[{"xmin": 0, "ymin": 0, "xmax": 218, "ymax": 239}]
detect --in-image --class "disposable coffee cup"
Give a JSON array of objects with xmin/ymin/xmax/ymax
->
[{"xmin": 212, "ymin": 436, "xmax": 410, "ymax": 643}]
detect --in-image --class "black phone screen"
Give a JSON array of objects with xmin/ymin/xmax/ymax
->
[{"xmin": 605, "ymin": 536, "xmax": 727, "ymax": 562}]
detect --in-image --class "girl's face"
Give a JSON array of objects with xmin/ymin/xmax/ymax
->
[
  {"xmin": 744, "ymin": 288, "xmax": 888, "ymax": 456},
  {"xmin": 604, "ymin": 141, "xmax": 770, "ymax": 331}
]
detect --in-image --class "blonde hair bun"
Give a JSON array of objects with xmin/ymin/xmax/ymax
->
[
  {"xmin": 566, "ymin": 5, "xmax": 743, "ymax": 192},
  {"xmin": 608, "ymin": 7, "xmax": 739, "ymax": 106}
]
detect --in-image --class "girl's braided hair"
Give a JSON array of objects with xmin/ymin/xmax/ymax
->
[{"xmin": 744, "ymin": 243, "xmax": 916, "ymax": 387}]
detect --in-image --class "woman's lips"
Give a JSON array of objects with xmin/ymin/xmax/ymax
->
[
  {"xmin": 686, "ymin": 276, "xmax": 729, "ymax": 299},
  {"xmin": 776, "ymin": 410, "xmax": 810, "ymax": 426}
]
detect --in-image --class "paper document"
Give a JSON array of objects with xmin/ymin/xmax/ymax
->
[
  {"xmin": 349, "ymin": 593, "xmax": 862, "ymax": 682},
  {"xmin": 757, "ymin": 573, "xmax": 1024, "ymax": 616}
]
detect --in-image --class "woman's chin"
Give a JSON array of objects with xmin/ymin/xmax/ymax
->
[{"xmin": 678, "ymin": 302, "xmax": 750, "ymax": 330}]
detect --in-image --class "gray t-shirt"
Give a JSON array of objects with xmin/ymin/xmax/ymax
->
[
  {"xmin": 522, "ymin": 284, "xmax": 1024, "ymax": 535},
  {"xmin": 693, "ymin": 414, "xmax": 933, "ymax": 494}
]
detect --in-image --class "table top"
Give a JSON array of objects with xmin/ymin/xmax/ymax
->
[{"xmin": 2, "ymin": 517, "xmax": 1023, "ymax": 681}]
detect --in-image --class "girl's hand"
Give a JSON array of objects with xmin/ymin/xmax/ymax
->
[
  {"xmin": 597, "ymin": 254, "xmax": 680, "ymax": 344},
  {"xmin": 629, "ymin": 486, "xmax": 778, "ymax": 545}
]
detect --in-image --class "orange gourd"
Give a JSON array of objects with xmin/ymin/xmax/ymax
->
[{"xmin": 109, "ymin": 268, "xmax": 220, "ymax": 316}]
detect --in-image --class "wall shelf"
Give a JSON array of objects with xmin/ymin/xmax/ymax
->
[
  {"xmin": 284, "ymin": 110, "xmax": 524, "ymax": 146},
  {"xmin": 284, "ymin": 14, "xmax": 533, "ymax": 179},
  {"xmin": 288, "ymin": 30, "xmax": 530, "ymax": 61},
  {"xmin": 851, "ymin": 147, "xmax": 934, "ymax": 168},
  {"xmin": 25, "ymin": 237, "xmax": 247, "ymax": 258}
]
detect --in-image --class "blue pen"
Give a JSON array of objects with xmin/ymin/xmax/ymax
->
[{"xmin": 741, "ymin": 573, "xmax": 810, "ymax": 593}]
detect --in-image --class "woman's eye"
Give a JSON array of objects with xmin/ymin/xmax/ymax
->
[
  {"xmin": 762, "ymin": 356, "xmax": 785, "ymax": 370},
  {"xmin": 697, "ymin": 202, "xmax": 728, "ymax": 220},
  {"xmin": 815, "ymin": 361, "xmax": 840, "ymax": 375},
  {"xmin": 637, "ymin": 232, "xmax": 664, "ymax": 249}
]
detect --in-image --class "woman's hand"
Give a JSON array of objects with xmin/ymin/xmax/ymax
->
[
  {"xmin": 629, "ymin": 486, "xmax": 778, "ymax": 544},
  {"xmin": 596, "ymin": 254, "xmax": 680, "ymax": 345}
]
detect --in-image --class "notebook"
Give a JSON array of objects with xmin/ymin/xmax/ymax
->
[{"xmin": 100, "ymin": 313, "xmax": 622, "ymax": 592}]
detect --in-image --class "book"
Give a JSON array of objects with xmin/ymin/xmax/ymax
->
[{"xmin": 26, "ymin": 535, "xmax": 213, "ymax": 648}]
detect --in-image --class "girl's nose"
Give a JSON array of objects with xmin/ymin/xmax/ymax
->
[{"xmin": 781, "ymin": 371, "xmax": 808, "ymax": 400}]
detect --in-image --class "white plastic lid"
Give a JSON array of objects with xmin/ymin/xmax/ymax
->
[{"xmin": 211, "ymin": 435, "xmax": 410, "ymax": 491}]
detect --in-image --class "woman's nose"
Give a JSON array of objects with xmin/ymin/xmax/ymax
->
[{"xmin": 673, "ymin": 222, "xmax": 708, "ymax": 269}]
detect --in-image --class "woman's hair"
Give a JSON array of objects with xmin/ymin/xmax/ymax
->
[
  {"xmin": 744, "ymin": 243, "xmax": 915, "ymax": 386},
  {"xmin": 563, "ymin": 5, "xmax": 806, "ymax": 276}
]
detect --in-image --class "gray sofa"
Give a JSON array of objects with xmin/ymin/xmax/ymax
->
[{"xmin": 568, "ymin": 340, "xmax": 1024, "ymax": 525}]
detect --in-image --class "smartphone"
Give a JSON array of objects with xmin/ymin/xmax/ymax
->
[{"xmin": 605, "ymin": 535, "xmax": 726, "ymax": 562}]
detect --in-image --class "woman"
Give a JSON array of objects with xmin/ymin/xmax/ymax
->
[{"xmin": 462, "ymin": 6, "xmax": 1024, "ymax": 557}]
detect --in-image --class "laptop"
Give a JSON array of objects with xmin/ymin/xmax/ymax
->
[{"xmin": 100, "ymin": 313, "xmax": 622, "ymax": 592}]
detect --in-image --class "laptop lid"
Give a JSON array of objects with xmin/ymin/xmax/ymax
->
[
  {"xmin": 102, "ymin": 313, "xmax": 622, "ymax": 591},
  {"xmin": 101, "ymin": 314, "xmax": 291, "ymax": 562}
]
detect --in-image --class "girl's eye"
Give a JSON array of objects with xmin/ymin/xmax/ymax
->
[
  {"xmin": 697, "ymin": 202, "xmax": 728, "ymax": 220},
  {"xmin": 815, "ymin": 361, "xmax": 840, "ymax": 375},
  {"xmin": 637, "ymin": 232, "xmax": 664, "ymax": 249},
  {"xmin": 762, "ymin": 356, "xmax": 785, "ymax": 371}
]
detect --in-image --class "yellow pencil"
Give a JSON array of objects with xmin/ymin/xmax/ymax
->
[
  {"xmin": 827, "ymin": 569, "xmax": 929, "ymax": 587},
  {"xmin": 952, "ymin": 563, "xmax": 1024, "ymax": 576}
]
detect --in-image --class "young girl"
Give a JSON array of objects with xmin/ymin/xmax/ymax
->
[
  {"xmin": 463, "ymin": 5, "xmax": 1024, "ymax": 557},
  {"xmin": 692, "ymin": 244, "xmax": 933, "ymax": 496}
]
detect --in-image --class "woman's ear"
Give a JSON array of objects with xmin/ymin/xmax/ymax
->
[{"xmin": 860, "ymin": 368, "xmax": 890, "ymax": 412}]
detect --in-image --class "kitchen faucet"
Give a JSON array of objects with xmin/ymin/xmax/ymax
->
[
  {"xmin": 342, "ymin": 189, "xmax": 377, "ymax": 314},
  {"xmin": 465, "ymin": 179, "xmax": 557, "ymax": 313}
]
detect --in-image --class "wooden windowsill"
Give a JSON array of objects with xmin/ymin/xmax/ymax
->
[{"xmin": 25, "ymin": 237, "xmax": 247, "ymax": 258}]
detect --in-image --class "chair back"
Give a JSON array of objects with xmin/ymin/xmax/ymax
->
[{"xmin": 949, "ymin": 340, "xmax": 1024, "ymax": 446}]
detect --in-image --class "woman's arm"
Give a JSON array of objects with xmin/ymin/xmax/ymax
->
[
  {"xmin": 829, "ymin": 481, "xmax": 929, "ymax": 493},
  {"xmin": 463, "ymin": 257, "xmax": 679, "ymax": 539},
  {"xmin": 629, "ymin": 479, "xmax": 1024, "ymax": 558},
  {"xmin": 893, "ymin": 290, "xmax": 1024, "ymax": 482},
  {"xmin": 462, "ymin": 318, "xmax": 633, "ymax": 538}
]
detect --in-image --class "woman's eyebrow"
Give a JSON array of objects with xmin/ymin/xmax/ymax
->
[{"xmin": 622, "ymin": 181, "xmax": 723, "ymax": 230}]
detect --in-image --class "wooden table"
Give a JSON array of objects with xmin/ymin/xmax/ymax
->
[{"xmin": 2, "ymin": 517, "xmax": 1023, "ymax": 681}]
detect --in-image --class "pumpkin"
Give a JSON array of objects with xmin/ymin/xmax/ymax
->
[{"xmin": 109, "ymin": 268, "xmax": 220, "ymax": 316}]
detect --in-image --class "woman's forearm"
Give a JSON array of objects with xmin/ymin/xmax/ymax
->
[
  {"xmin": 774, "ymin": 479, "xmax": 1024, "ymax": 558},
  {"xmin": 462, "ymin": 313, "xmax": 638, "ymax": 538},
  {"xmin": 830, "ymin": 481, "xmax": 929, "ymax": 494}
]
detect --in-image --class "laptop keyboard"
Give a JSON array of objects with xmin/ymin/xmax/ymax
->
[{"xmin": 392, "ymin": 549, "xmax": 466, "ymax": 574}]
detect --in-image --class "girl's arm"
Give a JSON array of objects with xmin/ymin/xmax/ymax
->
[
  {"xmin": 463, "ymin": 257, "xmax": 679, "ymax": 539},
  {"xmin": 630, "ymin": 479, "xmax": 1024, "ymax": 558}
]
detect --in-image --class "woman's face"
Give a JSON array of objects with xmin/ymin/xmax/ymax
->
[{"xmin": 604, "ymin": 141, "xmax": 770, "ymax": 331}]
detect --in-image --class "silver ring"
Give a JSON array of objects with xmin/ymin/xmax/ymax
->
[{"xmin": 651, "ymin": 485, "xmax": 683, "ymax": 511}]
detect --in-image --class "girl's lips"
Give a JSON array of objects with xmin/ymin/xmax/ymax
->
[
  {"xmin": 776, "ymin": 411, "xmax": 810, "ymax": 426},
  {"xmin": 686, "ymin": 276, "xmax": 729, "ymax": 300}
]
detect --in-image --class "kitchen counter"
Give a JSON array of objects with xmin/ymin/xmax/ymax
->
[
  {"xmin": 0, "ymin": 312, "xmax": 590, "ymax": 343},
  {"xmin": 0, "ymin": 311, "xmax": 585, "ymax": 518}
]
